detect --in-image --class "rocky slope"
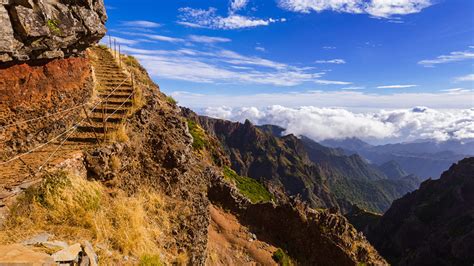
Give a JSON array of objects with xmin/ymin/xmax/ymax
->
[
  {"xmin": 367, "ymin": 157, "xmax": 474, "ymax": 265},
  {"xmin": 0, "ymin": 0, "xmax": 106, "ymax": 63},
  {"xmin": 208, "ymin": 171, "xmax": 388, "ymax": 265}
]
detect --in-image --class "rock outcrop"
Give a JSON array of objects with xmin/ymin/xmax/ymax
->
[
  {"xmin": 367, "ymin": 158, "xmax": 474, "ymax": 265},
  {"xmin": 0, "ymin": 0, "xmax": 107, "ymax": 63},
  {"xmin": 208, "ymin": 171, "xmax": 388, "ymax": 265}
]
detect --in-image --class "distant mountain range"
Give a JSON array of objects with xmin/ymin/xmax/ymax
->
[
  {"xmin": 187, "ymin": 112, "xmax": 422, "ymax": 213},
  {"xmin": 322, "ymin": 137, "xmax": 473, "ymax": 179}
]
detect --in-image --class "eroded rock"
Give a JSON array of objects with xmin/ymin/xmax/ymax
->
[{"xmin": 0, "ymin": 0, "xmax": 107, "ymax": 63}]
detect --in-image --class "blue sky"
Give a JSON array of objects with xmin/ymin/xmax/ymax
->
[
  {"xmin": 101, "ymin": 0, "xmax": 473, "ymax": 143},
  {"xmin": 103, "ymin": 0, "xmax": 473, "ymax": 110}
]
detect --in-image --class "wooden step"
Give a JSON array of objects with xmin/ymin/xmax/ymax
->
[
  {"xmin": 76, "ymin": 125, "xmax": 118, "ymax": 134},
  {"xmin": 91, "ymin": 108, "xmax": 128, "ymax": 114}
]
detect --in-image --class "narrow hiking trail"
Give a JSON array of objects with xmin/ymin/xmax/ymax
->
[{"xmin": 0, "ymin": 46, "xmax": 136, "ymax": 203}]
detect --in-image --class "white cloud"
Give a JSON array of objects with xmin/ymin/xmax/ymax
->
[
  {"xmin": 201, "ymin": 105, "xmax": 474, "ymax": 143},
  {"xmin": 315, "ymin": 59, "xmax": 346, "ymax": 64},
  {"xmin": 178, "ymin": 7, "xmax": 285, "ymax": 29},
  {"xmin": 188, "ymin": 35, "xmax": 232, "ymax": 44},
  {"xmin": 418, "ymin": 49, "xmax": 474, "ymax": 67},
  {"xmin": 323, "ymin": 46, "xmax": 337, "ymax": 50},
  {"xmin": 121, "ymin": 20, "xmax": 162, "ymax": 28},
  {"xmin": 278, "ymin": 0, "xmax": 432, "ymax": 18},
  {"xmin": 255, "ymin": 46, "xmax": 266, "ymax": 52},
  {"xmin": 377, "ymin": 84, "xmax": 418, "ymax": 89},
  {"xmin": 455, "ymin": 74, "xmax": 474, "ymax": 82},
  {"xmin": 230, "ymin": 0, "xmax": 250, "ymax": 13}
]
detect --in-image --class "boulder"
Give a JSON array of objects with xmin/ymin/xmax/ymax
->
[
  {"xmin": 52, "ymin": 243, "xmax": 82, "ymax": 263},
  {"xmin": 0, "ymin": 0, "xmax": 107, "ymax": 63}
]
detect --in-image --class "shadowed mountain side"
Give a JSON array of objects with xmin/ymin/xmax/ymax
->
[{"xmin": 367, "ymin": 158, "xmax": 474, "ymax": 265}]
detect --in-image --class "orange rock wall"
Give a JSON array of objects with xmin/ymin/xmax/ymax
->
[{"xmin": 0, "ymin": 57, "xmax": 93, "ymax": 156}]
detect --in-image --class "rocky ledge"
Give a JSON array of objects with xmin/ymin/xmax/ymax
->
[{"xmin": 0, "ymin": 0, "xmax": 107, "ymax": 63}]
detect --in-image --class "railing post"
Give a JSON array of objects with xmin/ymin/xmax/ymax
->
[
  {"xmin": 108, "ymin": 35, "xmax": 112, "ymax": 49},
  {"xmin": 114, "ymin": 38, "xmax": 117, "ymax": 59},
  {"xmin": 119, "ymin": 44, "xmax": 121, "ymax": 68}
]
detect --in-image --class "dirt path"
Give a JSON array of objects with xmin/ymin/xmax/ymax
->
[{"xmin": 207, "ymin": 204, "xmax": 278, "ymax": 266}]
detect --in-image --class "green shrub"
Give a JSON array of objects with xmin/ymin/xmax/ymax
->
[
  {"xmin": 47, "ymin": 19, "xmax": 61, "ymax": 35},
  {"xmin": 272, "ymin": 249, "xmax": 293, "ymax": 266},
  {"xmin": 187, "ymin": 120, "xmax": 206, "ymax": 150},
  {"xmin": 165, "ymin": 96, "xmax": 177, "ymax": 105},
  {"xmin": 139, "ymin": 254, "xmax": 162, "ymax": 266},
  {"xmin": 223, "ymin": 166, "xmax": 273, "ymax": 204}
]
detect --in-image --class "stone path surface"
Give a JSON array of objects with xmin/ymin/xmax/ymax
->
[{"xmin": 0, "ymin": 46, "xmax": 135, "ymax": 211}]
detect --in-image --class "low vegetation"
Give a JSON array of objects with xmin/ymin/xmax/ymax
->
[
  {"xmin": 166, "ymin": 96, "xmax": 177, "ymax": 105},
  {"xmin": 187, "ymin": 120, "xmax": 207, "ymax": 150},
  {"xmin": 222, "ymin": 166, "xmax": 274, "ymax": 204},
  {"xmin": 272, "ymin": 249, "xmax": 294, "ymax": 266},
  {"xmin": 0, "ymin": 171, "xmax": 170, "ymax": 264}
]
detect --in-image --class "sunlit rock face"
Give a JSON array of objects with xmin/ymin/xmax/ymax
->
[{"xmin": 0, "ymin": 0, "xmax": 107, "ymax": 63}]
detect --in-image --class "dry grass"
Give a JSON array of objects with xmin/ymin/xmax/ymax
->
[
  {"xmin": 107, "ymin": 124, "xmax": 129, "ymax": 143},
  {"xmin": 0, "ymin": 171, "xmax": 171, "ymax": 263}
]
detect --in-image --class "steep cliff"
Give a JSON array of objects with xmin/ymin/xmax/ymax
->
[
  {"xmin": 0, "ymin": 0, "xmax": 106, "ymax": 63},
  {"xmin": 367, "ymin": 158, "xmax": 474, "ymax": 265}
]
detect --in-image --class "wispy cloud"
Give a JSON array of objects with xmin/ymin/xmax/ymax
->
[
  {"xmin": 120, "ymin": 45, "xmax": 347, "ymax": 86},
  {"xmin": 255, "ymin": 46, "xmax": 266, "ymax": 52},
  {"xmin": 441, "ymin": 88, "xmax": 473, "ymax": 94},
  {"xmin": 341, "ymin": 86, "xmax": 364, "ymax": 90},
  {"xmin": 418, "ymin": 48, "xmax": 474, "ymax": 67},
  {"xmin": 377, "ymin": 84, "xmax": 418, "ymax": 89},
  {"xmin": 178, "ymin": 7, "xmax": 285, "ymax": 30},
  {"xmin": 323, "ymin": 46, "xmax": 336, "ymax": 50},
  {"xmin": 315, "ymin": 79, "xmax": 352, "ymax": 85},
  {"xmin": 121, "ymin": 20, "xmax": 162, "ymax": 28},
  {"xmin": 188, "ymin": 35, "xmax": 232, "ymax": 44},
  {"xmin": 120, "ymin": 32, "xmax": 184, "ymax": 43},
  {"xmin": 277, "ymin": 0, "xmax": 432, "ymax": 18},
  {"xmin": 315, "ymin": 59, "xmax": 346, "ymax": 64},
  {"xmin": 455, "ymin": 74, "xmax": 474, "ymax": 82}
]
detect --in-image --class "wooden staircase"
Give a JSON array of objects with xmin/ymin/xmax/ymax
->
[
  {"xmin": 66, "ymin": 47, "xmax": 134, "ymax": 144},
  {"xmin": 0, "ymin": 46, "xmax": 136, "ymax": 191}
]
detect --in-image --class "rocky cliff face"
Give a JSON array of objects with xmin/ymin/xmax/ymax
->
[
  {"xmin": 0, "ymin": 0, "xmax": 106, "ymax": 63},
  {"xmin": 367, "ymin": 158, "xmax": 474, "ymax": 265}
]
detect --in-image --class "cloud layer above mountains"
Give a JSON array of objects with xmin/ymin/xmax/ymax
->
[{"xmin": 202, "ymin": 105, "xmax": 474, "ymax": 143}]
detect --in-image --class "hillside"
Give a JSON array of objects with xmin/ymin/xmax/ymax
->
[
  {"xmin": 367, "ymin": 157, "xmax": 474, "ymax": 265},
  {"xmin": 0, "ymin": 6, "xmax": 387, "ymax": 263},
  {"xmin": 185, "ymin": 114, "xmax": 420, "ymax": 213}
]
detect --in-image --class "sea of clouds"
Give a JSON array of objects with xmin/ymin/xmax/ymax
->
[{"xmin": 202, "ymin": 105, "xmax": 474, "ymax": 144}]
